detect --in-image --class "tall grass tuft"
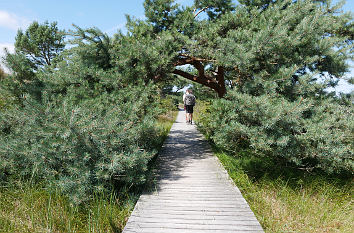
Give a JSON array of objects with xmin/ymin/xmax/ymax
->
[
  {"xmin": 213, "ymin": 148, "xmax": 353, "ymax": 233},
  {"xmin": 0, "ymin": 182, "xmax": 138, "ymax": 232}
]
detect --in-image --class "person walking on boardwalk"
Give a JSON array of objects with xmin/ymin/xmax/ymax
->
[
  {"xmin": 184, "ymin": 89, "xmax": 196, "ymax": 124},
  {"xmin": 183, "ymin": 89, "xmax": 189, "ymax": 123}
]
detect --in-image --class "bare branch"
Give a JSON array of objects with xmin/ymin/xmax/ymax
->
[{"xmin": 194, "ymin": 6, "xmax": 209, "ymax": 18}]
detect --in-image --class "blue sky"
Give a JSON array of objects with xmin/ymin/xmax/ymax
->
[
  {"xmin": 0, "ymin": 0, "xmax": 192, "ymax": 45},
  {"xmin": 0, "ymin": 0, "xmax": 353, "ymax": 93}
]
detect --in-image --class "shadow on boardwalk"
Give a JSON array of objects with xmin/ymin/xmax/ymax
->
[{"xmin": 123, "ymin": 110, "xmax": 264, "ymax": 233}]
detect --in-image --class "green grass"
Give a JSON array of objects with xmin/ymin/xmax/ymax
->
[
  {"xmin": 0, "ymin": 110, "xmax": 178, "ymax": 233},
  {"xmin": 155, "ymin": 109, "xmax": 178, "ymax": 147},
  {"xmin": 0, "ymin": 182, "xmax": 136, "ymax": 233},
  {"xmin": 213, "ymin": 148, "xmax": 353, "ymax": 233}
]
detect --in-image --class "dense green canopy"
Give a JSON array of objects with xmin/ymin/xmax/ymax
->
[{"xmin": 112, "ymin": 0, "xmax": 353, "ymax": 98}]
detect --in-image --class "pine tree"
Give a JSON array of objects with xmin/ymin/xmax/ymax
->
[
  {"xmin": 115, "ymin": 0, "xmax": 353, "ymax": 173},
  {"xmin": 2, "ymin": 21, "xmax": 66, "ymax": 102},
  {"xmin": 0, "ymin": 67, "xmax": 7, "ymax": 109},
  {"xmin": 1, "ymin": 0, "xmax": 353, "ymax": 202},
  {"xmin": 14, "ymin": 21, "xmax": 65, "ymax": 67}
]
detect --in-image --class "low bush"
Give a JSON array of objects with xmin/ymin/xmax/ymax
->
[
  {"xmin": 0, "ymin": 65, "xmax": 166, "ymax": 204},
  {"xmin": 0, "ymin": 110, "xmax": 177, "ymax": 233}
]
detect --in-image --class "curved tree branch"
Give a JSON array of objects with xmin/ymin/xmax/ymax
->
[
  {"xmin": 194, "ymin": 6, "xmax": 209, "ymax": 18},
  {"xmin": 173, "ymin": 53, "xmax": 227, "ymax": 97},
  {"xmin": 173, "ymin": 69, "xmax": 219, "ymax": 90}
]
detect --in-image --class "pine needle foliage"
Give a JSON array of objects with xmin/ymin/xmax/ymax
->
[
  {"xmin": 179, "ymin": 0, "xmax": 354, "ymax": 174},
  {"xmin": 14, "ymin": 21, "xmax": 65, "ymax": 67},
  {"xmin": 0, "ymin": 78, "xmax": 162, "ymax": 205},
  {"xmin": 197, "ymin": 91, "xmax": 354, "ymax": 174}
]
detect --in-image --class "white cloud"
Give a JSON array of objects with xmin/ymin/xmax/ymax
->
[
  {"xmin": 337, "ymin": 79, "xmax": 353, "ymax": 92},
  {"xmin": 105, "ymin": 23, "xmax": 126, "ymax": 35},
  {"xmin": 0, "ymin": 43, "xmax": 15, "ymax": 73},
  {"xmin": 0, "ymin": 10, "xmax": 30, "ymax": 31},
  {"xmin": 325, "ymin": 70, "xmax": 354, "ymax": 94},
  {"xmin": 0, "ymin": 43, "xmax": 14, "ymax": 53}
]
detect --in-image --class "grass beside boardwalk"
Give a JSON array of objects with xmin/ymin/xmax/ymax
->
[
  {"xmin": 0, "ymin": 182, "xmax": 136, "ymax": 232},
  {"xmin": 214, "ymin": 151, "xmax": 353, "ymax": 233},
  {"xmin": 156, "ymin": 109, "xmax": 178, "ymax": 147},
  {"xmin": 0, "ymin": 110, "xmax": 178, "ymax": 233}
]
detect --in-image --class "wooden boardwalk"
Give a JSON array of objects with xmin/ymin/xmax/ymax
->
[{"xmin": 123, "ymin": 110, "xmax": 264, "ymax": 233}]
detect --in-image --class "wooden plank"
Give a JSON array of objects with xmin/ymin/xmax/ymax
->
[
  {"xmin": 131, "ymin": 209, "xmax": 257, "ymax": 216},
  {"xmin": 124, "ymin": 222, "xmax": 263, "ymax": 230},
  {"xmin": 128, "ymin": 217, "xmax": 261, "ymax": 225},
  {"xmin": 124, "ymin": 229, "xmax": 263, "ymax": 233},
  {"xmin": 130, "ymin": 213, "xmax": 256, "ymax": 220}
]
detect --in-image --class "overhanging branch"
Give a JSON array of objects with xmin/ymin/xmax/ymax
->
[
  {"xmin": 173, "ymin": 53, "xmax": 227, "ymax": 97},
  {"xmin": 173, "ymin": 69, "xmax": 219, "ymax": 91}
]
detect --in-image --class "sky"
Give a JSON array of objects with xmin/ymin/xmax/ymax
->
[{"xmin": 0, "ymin": 0, "xmax": 353, "ymax": 93}]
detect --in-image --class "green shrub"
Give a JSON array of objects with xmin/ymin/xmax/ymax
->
[
  {"xmin": 0, "ymin": 97, "xmax": 5, "ymax": 110},
  {"xmin": 197, "ymin": 90, "xmax": 354, "ymax": 174},
  {"xmin": 0, "ymin": 75, "xmax": 163, "ymax": 204},
  {"xmin": 0, "ymin": 68, "xmax": 11, "ymax": 110},
  {"xmin": 159, "ymin": 96, "xmax": 178, "ymax": 114}
]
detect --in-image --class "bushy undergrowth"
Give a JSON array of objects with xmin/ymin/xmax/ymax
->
[
  {"xmin": 0, "ymin": 23, "xmax": 182, "ymax": 205},
  {"xmin": 196, "ymin": 90, "xmax": 354, "ymax": 174}
]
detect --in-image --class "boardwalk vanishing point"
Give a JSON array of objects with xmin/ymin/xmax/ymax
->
[{"xmin": 123, "ymin": 109, "xmax": 264, "ymax": 233}]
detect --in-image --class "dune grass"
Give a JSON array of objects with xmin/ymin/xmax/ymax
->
[
  {"xmin": 0, "ymin": 182, "xmax": 136, "ymax": 233},
  {"xmin": 0, "ymin": 110, "xmax": 178, "ymax": 233},
  {"xmin": 213, "ymin": 148, "xmax": 353, "ymax": 233}
]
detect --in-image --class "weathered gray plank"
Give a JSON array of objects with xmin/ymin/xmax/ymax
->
[
  {"xmin": 125, "ymin": 222, "xmax": 263, "ymax": 230},
  {"xmin": 124, "ymin": 229, "xmax": 263, "ymax": 233},
  {"xmin": 122, "ymin": 110, "xmax": 264, "ymax": 233},
  {"xmin": 130, "ymin": 213, "xmax": 256, "ymax": 220},
  {"xmin": 128, "ymin": 217, "xmax": 261, "ymax": 225},
  {"xmin": 131, "ymin": 209, "xmax": 257, "ymax": 216}
]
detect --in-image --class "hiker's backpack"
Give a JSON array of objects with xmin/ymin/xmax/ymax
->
[{"xmin": 184, "ymin": 94, "xmax": 196, "ymax": 106}]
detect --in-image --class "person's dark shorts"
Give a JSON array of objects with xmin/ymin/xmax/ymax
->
[{"xmin": 185, "ymin": 105, "xmax": 194, "ymax": 113}]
